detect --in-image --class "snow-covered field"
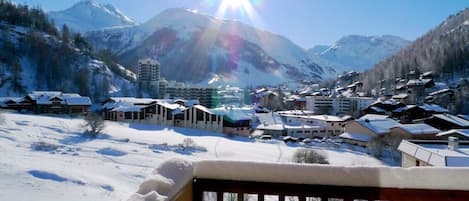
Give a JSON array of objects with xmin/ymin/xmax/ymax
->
[{"xmin": 0, "ymin": 112, "xmax": 385, "ymax": 201}]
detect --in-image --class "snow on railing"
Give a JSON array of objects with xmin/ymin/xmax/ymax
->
[{"xmin": 128, "ymin": 158, "xmax": 469, "ymax": 201}]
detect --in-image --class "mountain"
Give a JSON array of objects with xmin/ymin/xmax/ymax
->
[
  {"xmin": 360, "ymin": 8, "xmax": 469, "ymax": 113},
  {"xmin": 0, "ymin": 1, "xmax": 136, "ymax": 100},
  {"xmin": 309, "ymin": 35, "xmax": 410, "ymax": 73},
  {"xmin": 48, "ymin": 0, "xmax": 136, "ymax": 33},
  {"xmin": 86, "ymin": 8, "xmax": 330, "ymax": 86}
]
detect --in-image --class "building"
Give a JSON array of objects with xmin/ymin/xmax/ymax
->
[
  {"xmin": 305, "ymin": 96, "xmax": 375, "ymax": 117},
  {"xmin": 389, "ymin": 124, "xmax": 441, "ymax": 140},
  {"xmin": 163, "ymin": 87, "xmax": 217, "ymax": 108},
  {"xmin": 340, "ymin": 115, "xmax": 401, "ymax": 147},
  {"xmin": 211, "ymin": 107, "xmax": 254, "ymax": 136},
  {"xmin": 102, "ymin": 97, "xmax": 223, "ymax": 133},
  {"xmin": 0, "ymin": 91, "xmax": 91, "ymax": 114},
  {"xmin": 256, "ymin": 124, "xmax": 323, "ymax": 138},
  {"xmin": 398, "ymin": 138, "xmax": 469, "ymax": 167},
  {"xmin": 279, "ymin": 114, "xmax": 348, "ymax": 137},
  {"xmin": 138, "ymin": 58, "xmax": 160, "ymax": 88},
  {"xmin": 423, "ymin": 114, "xmax": 469, "ymax": 131}
]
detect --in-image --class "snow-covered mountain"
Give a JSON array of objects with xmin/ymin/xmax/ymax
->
[
  {"xmin": 86, "ymin": 8, "xmax": 330, "ymax": 86},
  {"xmin": 309, "ymin": 35, "xmax": 410, "ymax": 73},
  {"xmin": 48, "ymin": 0, "xmax": 136, "ymax": 33}
]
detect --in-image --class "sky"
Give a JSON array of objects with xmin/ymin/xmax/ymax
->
[{"xmin": 14, "ymin": 0, "xmax": 469, "ymax": 49}]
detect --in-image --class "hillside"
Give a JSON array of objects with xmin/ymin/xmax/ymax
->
[
  {"xmin": 86, "ymin": 8, "xmax": 330, "ymax": 86},
  {"xmin": 0, "ymin": 112, "xmax": 385, "ymax": 201},
  {"xmin": 309, "ymin": 35, "xmax": 410, "ymax": 73},
  {"xmin": 48, "ymin": 0, "xmax": 136, "ymax": 33},
  {"xmin": 359, "ymin": 8, "xmax": 469, "ymax": 113},
  {"xmin": 0, "ymin": 1, "xmax": 136, "ymax": 100}
]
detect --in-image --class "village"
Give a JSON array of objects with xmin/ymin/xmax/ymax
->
[{"xmin": 1, "ymin": 58, "xmax": 468, "ymax": 168}]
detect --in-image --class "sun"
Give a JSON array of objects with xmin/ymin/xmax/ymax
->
[
  {"xmin": 222, "ymin": 0, "xmax": 249, "ymax": 10},
  {"xmin": 224, "ymin": 0, "xmax": 243, "ymax": 9}
]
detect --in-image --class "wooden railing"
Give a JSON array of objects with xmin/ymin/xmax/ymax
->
[{"xmin": 192, "ymin": 178, "xmax": 469, "ymax": 201}]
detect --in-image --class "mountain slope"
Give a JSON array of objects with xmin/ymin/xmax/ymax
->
[
  {"xmin": 48, "ymin": 0, "xmax": 136, "ymax": 32},
  {"xmin": 0, "ymin": 1, "xmax": 136, "ymax": 100},
  {"xmin": 309, "ymin": 35, "xmax": 410, "ymax": 73},
  {"xmin": 86, "ymin": 8, "xmax": 329, "ymax": 86},
  {"xmin": 360, "ymin": 8, "xmax": 469, "ymax": 113}
]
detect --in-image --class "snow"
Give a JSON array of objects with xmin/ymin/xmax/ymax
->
[
  {"xmin": 356, "ymin": 118, "xmax": 401, "ymax": 134},
  {"xmin": 0, "ymin": 112, "xmax": 386, "ymax": 201},
  {"xmin": 437, "ymin": 129, "xmax": 469, "ymax": 138},
  {"xmin": 395, "ymin": 124, "xmax": 440, "ymax": 135},
  {"xmin": 399, "ymin": 140, "xmax": 469, "ymax": 167},
  {"xmin": 339, "ymin": 132, "xmax": 372, "ymax": 142},
  {"xmin": 210, "ymin": 106, "xmax": 255, "ymax": 121},
  {"xmin": 433, "ymin": 114, "xmax": 469, "ymax": 127},
  {"xmin": 48, "ymin": 0, "xmax": 136, "ymax": 33},
  {"xmin": 358, "ymin": 114, "xmax": 389, "ymax": 120}
]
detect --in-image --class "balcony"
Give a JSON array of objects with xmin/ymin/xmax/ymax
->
[{"xmin": 128, "ymin": 159, "xmax": 469, "ymax": 201}]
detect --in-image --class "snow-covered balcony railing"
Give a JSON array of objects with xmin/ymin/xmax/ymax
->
[{"xmin": 128, "ymin": 159, "xmax": 469, "ymax": 201}]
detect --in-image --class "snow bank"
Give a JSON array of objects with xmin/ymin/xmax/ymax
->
[
  {"xmin": 128, "ymin": 158, "xmax": 193, "ymax": 201},
  {"xmin": 130, "ymin": 158, "xmax": 469, "ymax": 200},
  {"xmin": 194, "ymin": 160, "xmax": 469, "ymax": 191}
]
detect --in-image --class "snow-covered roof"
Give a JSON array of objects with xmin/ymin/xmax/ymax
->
[
  {"xmin": 276, "ymin": 110, "xmax": 315, "ymax": 116},
  {"xmin": 368, "ymin": 106, "xmax": 386, "ymax": 113},
  {"xmin": 65, "ymin": 97, "xmax": 92, "ymax": 106},
  {"xmin": 458, "ymin": 115, "xmax": 469, "ymax": 121},
  {"xmin": 392, "ymin": 93, "xmax": 408, "ymax": 99},
  {"xmin": 437, "ymin": 129, "xmax": 469, "ymax": 138},
  {"xmin": 29, "ymin": 91, "xmax": 62, "ymax": 99},
  {"xmin": 356, "ymin": 117, "xmax": 401, "ymax": 134},
  {"xmin": 108, "ymin": 97, "xmax": 156, "ymax": 105},
  {"xmin": 193, "ymin": 105, "xmax": 212, "ymax": 114},
  {"xmin": 433, "ymin": 114, "xmax": 469, "ymax": 127},
  {"xmin": 420, "ymin": 104, "xmax": 448, "ymax": 113},
  {"xmin": 393, "ymin": 105, "xmax": 417, "ymax": 113},
  {"xmin": 398, "ymin": 140, "xmax": 469, "ymax": 167},
  {"xmin": 306, "ymin": 115, "xmax": 347, "ymax": 122},
  {"xmin": 256, "ymin": 124, "xmax": 322, "ymax": 131},
  {"xmin": 429, "ymin": 88, "xmax": 453, "ymax": 96},
  {"xmin": 339, "ymin": 132, "xmax": 372, "ymax": 142},
  {"xmin": 210, "ymin": 107, "xmax": 254, "ymax": 121},
  {"xmin": 158, "ymin": 102, "xmax": 186, "ymax": 110},
  {"xmin": 111, "ymin": 104, "xmax": 146, "ymax": 112},
  {"xmin": 138, "ymin": 58, "xmax": 160, "ymax": 65},
  {"xmin": 393, "ymin": 124, "xmax": 440, "ymax": 135},
  {"xmin": 359, "ymin": 114, "xmax": 389, "ymax": 120},
  {"xmin": 407, "ymin": 79, "xmax": 432, "ymax": 86}
]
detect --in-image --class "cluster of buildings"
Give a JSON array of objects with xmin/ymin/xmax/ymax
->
[
  {"xmin": 137, "ymin": 58, "xmax": 218, "ymax": 108},
  {"xmin": 0, "ymin": 91, "xmax": 91, "ymax": 114},
  {"xmin": 102, "ymin": 97, "xmax": 253, "ymax": 136}
]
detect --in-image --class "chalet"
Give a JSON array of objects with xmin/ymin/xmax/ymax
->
[
  {"xmin": 437, "ymin": 129, "xmax": 469, "ymax": 140},
  {"xmin": 211, "ymin": 107, "xmax": 253, "ymax": 136},
  {"xmin": 363, "ymin": 100, "xmax": 405, "ymax": 116},
  {"xmin": 0, "ymin": 91, "xmax": 91, "ymax": 114},
  {"xmin": 340, "ymin": 114, "xmax": 401, "ymax": 147},
  {"xmin": 424, "ymin": 114, "xmax": 469, "ymax": 131},
  {"xmin": 398, "ymin": 139, "xmax": 469, "ymax": 167},
  {"xmin": 392, "ymin": 104, "xmax": 447, "ymax": 123},
  {"xmin": 389, "ymin": 124, "xmax": 440, "ymax": 140}
]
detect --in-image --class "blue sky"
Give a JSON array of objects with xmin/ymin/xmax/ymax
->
[{"xmin": 14, "ymin": 0, "xmax": 469, "ymax": 49}]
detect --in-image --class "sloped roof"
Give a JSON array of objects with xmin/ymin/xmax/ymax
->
[
  {"xmin": 437, "ymin": 129, "xmax": 469, "ymax": 138},
  {"xmin": 433, "ymin": 114, "xmax": 469, "ymax": 127},
  {"xmin": 210, "ymin": 106, "xmax": 254, "ymax": 121},
  {"xmin": 65, "ymin": 97, "xmax": 92, "ymax": 106},
  {"xmin": 339, "ymin": 132, "xmax": 372, "ymax": 142},
  {"xmin": 394, "ymin": 124, "xmax": 440, "ymax": 135},
  {"xmin": 356, "ymin": 117, "xmax": 401, "ymax": 134}
]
